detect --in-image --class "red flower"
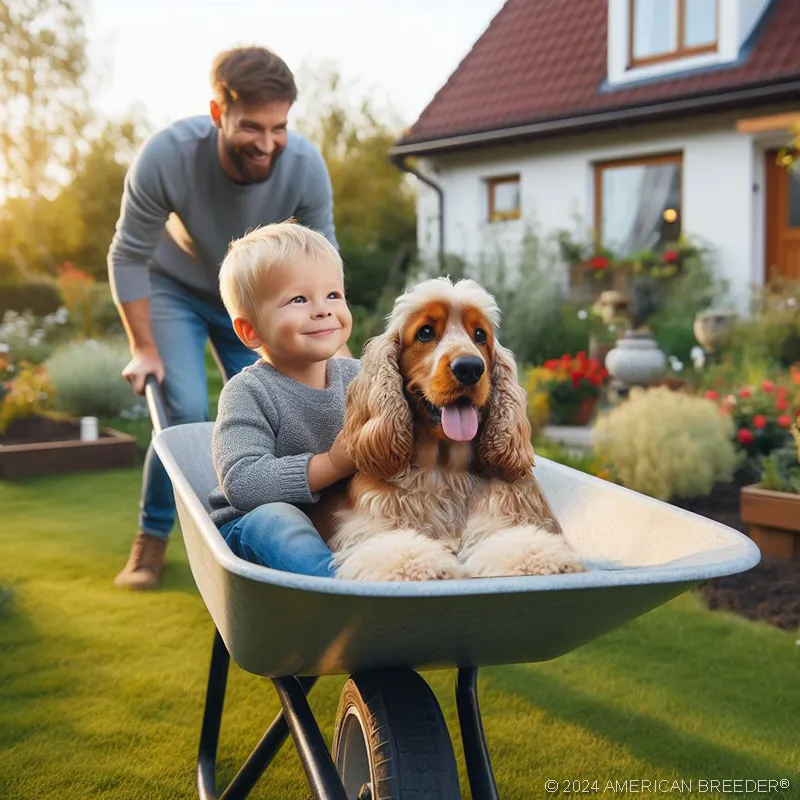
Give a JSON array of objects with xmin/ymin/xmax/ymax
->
[
  {"xmin": 704, "ymin": 390, "xmax": 720, "ymax": 401},
  {"xmin": 589, "ymin": 256, "xmax": 608, "ymax": 270},
  {"xmin": 776, "ymin": 397, "xmax": 789, "ymax": 411},
  {"xmin": 761, "ymin": 380, "xmax": 775, "ymax": 393},
  {"xmin": 739, "ymin": 387, "xmax": 752, "ymax": 399},
  {"xmin": 752, "ymin": 415, "xmax": 767, "ymax": 429},
  {"xmin": 778, "ymin": 415, "xmax": 793, "ymax": 429},
  {"xmin": 737, "ymin": 428, "xmax": 755, "ymax": 445},
  {"xmin": 570, "ymin": 371, "xmax": 584, "ymax": 389},
  {"xmin": 663, "ymin": 249, "xmax": 679, "ymax": 263}
]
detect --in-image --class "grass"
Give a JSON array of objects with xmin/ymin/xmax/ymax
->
[{"xmin": 1, "ymin": 470, "xmax": 799, "ymax": 799}]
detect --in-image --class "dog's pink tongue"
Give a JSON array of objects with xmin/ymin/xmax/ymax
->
[{"xmin": 441, "ymin": 404, "xmax": 479, "ymax": 441}]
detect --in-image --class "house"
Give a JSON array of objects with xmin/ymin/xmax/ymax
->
[{"xmin": 390, "ymin": 0, "xmax": 800, "ymax": 310}]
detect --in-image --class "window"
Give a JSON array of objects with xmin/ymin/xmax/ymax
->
[
  {"xmin": 487, "ymin": 176, "xmax": 520, "ymax": 222},
  {"xmin": 630, "ymin": 0, "xmax": 717, "ymax": 67},
  {"xmin": 594, "ymin": 154, "xmax": 682, "ymax": 257}
]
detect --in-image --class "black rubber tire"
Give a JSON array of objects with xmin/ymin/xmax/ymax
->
[{"xmin": 332, "ymin": 670, "xmax": 462, "ymax": 800}]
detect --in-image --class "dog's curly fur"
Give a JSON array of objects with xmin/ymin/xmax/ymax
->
[{"xmin": 328, "ymin": 277, "xmax": 586, "ymax": 582}]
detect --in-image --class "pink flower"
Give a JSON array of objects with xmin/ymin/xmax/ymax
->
[
  {"xmin": 663, "ymin": 249, "xmax": 679, "ymax": 263},
  {"xmin": 753, "ymin": 415, "xmax": 767, "ymax": 429},
  {"xmin": 776, "ymin": 397, "xmax": 789, "ymax": 411},
  {"xmin": 704, "ymin": 390, "xmax": 719, "ymax": 401},
  {"xmin": 761, "ymin": 380, "xmax": 775, "ymax": 393},
  {"xmin": 778, "ymin": 415, "xmax": 792, "ymax": 429},
  {"xmin": 737, "ymin": 428, "xmax": 755, "ymax": 445},
  {"xmin": 739, "ymin": 387, "xmax": 752, "ymax": 399}
]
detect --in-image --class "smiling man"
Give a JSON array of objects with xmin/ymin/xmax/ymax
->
[{"xmin": 109, "ymin": 46, "xmax": 348, "ymax": 590}]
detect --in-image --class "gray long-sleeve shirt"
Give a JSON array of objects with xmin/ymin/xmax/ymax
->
[
  {"xmin": 107, "ymin": 115, "xmax": 337, "ymax": 304},
  {"xmin": 209, "ymin": 357, "xmax": 361, "ymax": 529}
]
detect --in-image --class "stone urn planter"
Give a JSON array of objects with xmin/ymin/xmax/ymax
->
[
  {"xmin": 740, "ymin": 484, "xmax": 800, "ymax": 561},
  {"xmin": 693, "ymin": 309, "xmax": 736, "ymax": 353},
  {"xmin": 0, "ymin": 416, "xmax": 136, "ymax": 480},
  {"xmin": 605, "ymin": 330, "xmax": 666, "ymax": 387}
]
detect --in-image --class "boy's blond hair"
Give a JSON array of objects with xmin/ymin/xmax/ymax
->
[{"xmin": 219, "ymin": 221, "xmax": 343, "ymax": 321}]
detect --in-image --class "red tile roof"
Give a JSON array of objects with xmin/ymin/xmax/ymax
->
[{"xmin": 396, "ymin": 0, "xmax": 800, "ymax": 152}]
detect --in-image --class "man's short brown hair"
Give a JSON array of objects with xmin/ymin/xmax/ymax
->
[{"xmin": 210, "ymin": 46, "xmax": 298, "ymax": 109}]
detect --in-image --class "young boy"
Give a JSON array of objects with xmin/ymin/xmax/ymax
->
[{"xmin": 208, "ymin": 221, "xmax": 360, "ymax": 577}]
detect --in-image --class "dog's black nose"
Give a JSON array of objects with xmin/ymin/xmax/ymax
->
[{"xmin": 451, "ymin": 356, "xmax": 485, "ymax": 386}]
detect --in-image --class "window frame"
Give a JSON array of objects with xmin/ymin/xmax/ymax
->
[
  {"xmin": 593, "ymin": 152, "xmax": 684, "ymax": 253},
  {"xmin": 628, "ymin": 0, "xmax": 718, "ymax": 69},
  {"xmin": 487, "ymin": 175, "xmax": 521, "ymax": 223}
]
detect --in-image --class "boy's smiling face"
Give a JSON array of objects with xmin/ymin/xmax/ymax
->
[{"xmin": 240, "ymin": 256, "xmax": 352, "ymax": 368}]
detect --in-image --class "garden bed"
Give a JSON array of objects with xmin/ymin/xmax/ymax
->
[
  {"xmin": 667, "ymin": 473, "xmax": 799, "ymax": 631},
  {"xmin": 699, "ymin": 557, "xmax": 800, "ymax": 631},
  {"xmin": 0, "ymin": 416, "xmax": 136, "ymax": 479}
]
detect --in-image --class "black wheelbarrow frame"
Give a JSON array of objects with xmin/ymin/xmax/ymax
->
[{"xmin": 144, "ymin": 375, "xmax": 760, "ymax": 800}]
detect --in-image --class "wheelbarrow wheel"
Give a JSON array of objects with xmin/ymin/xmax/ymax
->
[{"xmin": 332, "ymin": 670, "xmax": 461, "ymax": 800}]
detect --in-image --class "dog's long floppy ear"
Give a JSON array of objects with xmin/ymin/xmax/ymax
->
[
  {"xmin": 343, "ymin": 332, "xmax": 413, "ymax": 480},
  {"xmin": 478, "ymin": 341, "xmax": 536, "ymax": 482}
]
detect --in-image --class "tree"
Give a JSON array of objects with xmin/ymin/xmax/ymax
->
[
  {"xmin": 61, "ymin": 113, "xmax": 150, "ymax": 277},
  {"xmin": 0, "ymin": 0, "xmax": 90, "ymax": 201},
  {"xmin": 294, "ymin": 65, "xmax": 417, "ymax": 309}
]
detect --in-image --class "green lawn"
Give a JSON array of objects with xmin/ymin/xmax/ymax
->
[{"xmin": 1, "ymin": 468, "xmax": 798, "ymax": 799}]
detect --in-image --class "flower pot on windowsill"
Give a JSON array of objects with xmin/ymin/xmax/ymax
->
[
  {"xmin": 0, "ymin": 416, "xmax": 136, "ymax": 480},
  {"xmin": 740, "ymin": 484, "xmax": 800, "ymax": 561}
]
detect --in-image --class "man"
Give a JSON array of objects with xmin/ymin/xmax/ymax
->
[{"xmin": 110, "ymin": 46, "xmax": 349, "ymax": 590}]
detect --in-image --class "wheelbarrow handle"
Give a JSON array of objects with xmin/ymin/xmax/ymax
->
[{"xmin": 144, "ymin": 373, "xmax": 169, "ymax": 435}]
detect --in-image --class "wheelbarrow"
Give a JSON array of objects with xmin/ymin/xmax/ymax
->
[{"xmin": 145, "ymin": 375, "xmax": 760, "ymax": 800}]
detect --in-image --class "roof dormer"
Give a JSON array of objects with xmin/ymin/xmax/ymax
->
[{"xmin": 607, "ymin": 0, "xmax": 772, "ymax": 87}]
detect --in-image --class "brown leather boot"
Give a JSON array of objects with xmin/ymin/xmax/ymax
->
[{"xmin": 114, "ymin": 532, "xmax": 168, "ymax": 590}]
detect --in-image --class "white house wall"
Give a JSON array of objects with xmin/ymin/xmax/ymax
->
[{"xmin": 413, "ymin": 108, "xmax": 793, "ymax": 310}]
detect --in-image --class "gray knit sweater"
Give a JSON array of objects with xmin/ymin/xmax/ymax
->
[{"xmin": 209, "ymin": 357, "xmax": 361, "ymax": 528}]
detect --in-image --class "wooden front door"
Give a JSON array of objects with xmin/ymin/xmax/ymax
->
[{"xmin": 765, "ymin": 149, "xmax": 800, "ymax": 281}]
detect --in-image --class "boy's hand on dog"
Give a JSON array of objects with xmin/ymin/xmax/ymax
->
[{"xmin": 327, "ymin": 432, "xmax": 357, "ymax": 479}]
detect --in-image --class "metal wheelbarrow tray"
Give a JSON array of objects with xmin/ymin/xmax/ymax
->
[{"xmin": 150, "ymin": 384, "xmax": 760, "ymax": 800}]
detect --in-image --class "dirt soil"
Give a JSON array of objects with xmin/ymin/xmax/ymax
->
[
  {"xmin": 671, "ymin": 474, "xmax": 799, "ymax": 633},
  {"xmin": 0, "ymin": 416, "xmax": 110, "ymax": 446}
]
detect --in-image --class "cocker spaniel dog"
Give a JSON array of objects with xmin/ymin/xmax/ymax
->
[{"xmin": 327, "ymin": 277, "xmax": 586, "ymax": 582}]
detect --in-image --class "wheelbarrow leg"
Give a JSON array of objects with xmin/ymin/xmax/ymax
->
[
  {"xmin": 456, "ymin": 667, "xmax": 499, "ymax": 800},
  {"xmin": 197, "ymin": 628, "xmax": 316, "ymax": 800},
  {"xmin": 272, "ymin": 677, "xmax": 348, "ymax": 800}
]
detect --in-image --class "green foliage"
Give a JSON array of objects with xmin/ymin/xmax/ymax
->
[
  {"xmin": 592, "ymin": 387, "xmax": 739, "ymax": 501},
  {"xmin": 759, "ymin": 444, "xmax": 800, "ymax": 495},
  {"xmin": 0, "ymin": 362, "xmax": 54, "ymax": 434},
  {"xmin": 296, "ymin": 67, "xmax": 416, "ymax": 310},
  {"xmin": 0, "ymin": 279, "xmax": 63, "ymax": 317},
  {"xmin": 45, "ymin": 338, "xmax": 143, "ymax": 418}
]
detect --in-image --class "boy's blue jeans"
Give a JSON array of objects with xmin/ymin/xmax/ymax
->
[
  {"xmin": 219, "ymin": 503, "xmax": 336, "ymax": 578},
  {"xmin": 140, "ymin": 272, "xmax": 259, "ymax": 540}
]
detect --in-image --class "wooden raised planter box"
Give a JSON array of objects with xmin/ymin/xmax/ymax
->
[
  {"xmin": 0, "ymin": 417, "xmax": 137, "ymax": 480},
  {"xmin": 741, "ymin": 484, "xmax": 800, "ymax": 561}
]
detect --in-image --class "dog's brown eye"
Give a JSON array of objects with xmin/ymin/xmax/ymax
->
[
  {"xmin": 416, "ymin": 325, "xmax": 435, "ymax": 342},
  {"xmin": 474, "ymin": 328, "xmax": 487, "ymax": 344}
]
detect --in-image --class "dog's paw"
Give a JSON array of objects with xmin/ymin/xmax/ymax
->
[
  {"xmin": 334, "ymin": 530, "xmax": 466, "ymax": 582},
  {"xmin": 462, "ymin": 526, "xmax": 587, "ymax": 578}
]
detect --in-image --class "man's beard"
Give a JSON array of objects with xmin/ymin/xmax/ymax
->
[{"xmin": 224, "ymin": 138, "xmax": 284, "ymax": 185}]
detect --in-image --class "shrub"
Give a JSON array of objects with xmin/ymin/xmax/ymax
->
[
  {"xmin": 0, "ymin": 280, "xmax": 63, "ymax": 318},
  {"xmin": 0, "ymin": 308, "xmax": 71, "ymax": 365},
  {"xmin": 707, "ymin": 379, "xmax": 795, "ymax": 461},
  {"xmin": 45, "ymin": 339, "xmax": 143, "ymax": 418},
  {"xmin": 759, "ymin": 444, "xmax": 800, "ymax": 494},
  {"xmin": 591, "ymin": 387, "xmax": 738, "ymax": 501},
  {"xmin": 0, "ymin": 362, "xmax": 55, "ymax": 435}
]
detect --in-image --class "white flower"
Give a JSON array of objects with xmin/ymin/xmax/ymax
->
[
  {"xmin": 669, "ymin": 356, "xmax": 684, "ymax": 373},
  {"xmin": 788, "ymin": 297, "xmax": 798, "ymax": 308},
  {"xmin": 690, "ymin": 346, "xmax": 706, "ymax": 370},
  {"xmin": 577, "ymin": 309, "xmax": 588, "ymax": 320},
  {"xmin": 0, "ymin": 343, "xmax": 9, "ymax": 354}
]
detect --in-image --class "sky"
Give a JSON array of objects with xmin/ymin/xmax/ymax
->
[{"xmin": 85, "ymin": 0, "xmax": 506, "ymax": 132}]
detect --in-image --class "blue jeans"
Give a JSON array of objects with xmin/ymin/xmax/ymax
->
[
  {"xmin": 140, "ymin": 272, "xmax": 259, "ymax": 540},
  {"xmin": 219, "ymin": 503, "xmax": 336, "ymax": 578}
]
